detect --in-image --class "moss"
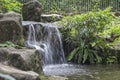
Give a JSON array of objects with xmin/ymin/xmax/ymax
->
[{"xmin": 29, "ymin": 50, "xmax": 43, "ymax": 74}]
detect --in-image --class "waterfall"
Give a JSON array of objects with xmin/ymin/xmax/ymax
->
[{"xmin": 24, "ymin": 22, "xmax": 66, "ymax": 66}]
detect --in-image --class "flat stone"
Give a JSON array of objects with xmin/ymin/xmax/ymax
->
[
  {"xmin": 41, "ymin": 14, "xmax": 63, "ymax": 22},
  {"xmin": 48, "ymin": 76, "xmax": 68, "ymax": 80},
  {"xmin": 0, "ymin": 63, "xmax": 40, "ymax": 80}
]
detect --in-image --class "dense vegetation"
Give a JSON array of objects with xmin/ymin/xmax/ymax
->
[
  {"xmin": 0, "ymin": 0, "xmax": 22, "ymax": 13},
  {"xmin": 38, "ymin": 0, "xmax": 119, "ymax": 14},
  {"xmin": 61, "ymin": 8, "xmax": 120, "ymax": 64},
  {"xmin": 0, "ymin": 0, "xmax": 119, "ymax": 14}
]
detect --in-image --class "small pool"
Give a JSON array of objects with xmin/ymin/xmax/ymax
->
[{"xmin": 43, "ymin": 63, "xmax": 120, "ymax": 80}]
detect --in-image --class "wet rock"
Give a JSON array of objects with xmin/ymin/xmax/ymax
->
[
  {"xmin": 0, "ymin": 12, "xmax": 24, "ymax": 45},
  {"xmin": 0, "ymin": 76, "xmax": 5, "ymax": 80},
  {"xmin": 22, "ymin": 0, "xmax": 42, "ymax": 22},
  {"xmin": 0, "ymin": 48, "xmax": 43, "ymax": 74},
  {"xmin": 0, "ymin": 73, "xmax": 16, "ymax": 80},
  {"xmin": 41, "ymin": 14, "xmax": 63, "ymax": 22},
  {"xmin": 0, "ymin": 63, "xmax": 40, "ymax": 80}
]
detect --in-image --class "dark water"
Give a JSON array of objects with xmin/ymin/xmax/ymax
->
[{"xmin": 43, "ymin": 64, "xmax": 120, "ymax": 80}]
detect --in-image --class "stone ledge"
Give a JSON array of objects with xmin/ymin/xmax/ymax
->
[{"xmin": 0, "ymin": 63, "xmax": 40, "ymax": 80}]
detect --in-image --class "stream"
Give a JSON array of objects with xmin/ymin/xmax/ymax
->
[{"xmin": 44, "ymin": 63, "xmax": 120, "ymax": 80}]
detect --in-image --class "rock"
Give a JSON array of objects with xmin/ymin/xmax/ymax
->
[
  {"xmin": 0, "ymin": 63, "xmax": 40, "ymax": 80},
  {"xmin": 22, "ymin": 0, "xmax": 42, "ymax": 22},
  {"xmin": 114, "ymin": 12, "xmax": 120, "ymax": 17},
  {"xmin": 40, "ymin": 75, "xmax": 68, "ymax": 80},
  {"xmin": 0, "ymin": 48, "xmax": 43, "ymax": 74},
  {"xmin": 0, "ymin": 76, "xmax": 5, "ymax": 80},
  {"xmin": 48, "ymin": 76, "xmax": 68, "ymax": 80},
  {"xmin": 0, "ymin": 73, "xmax": 16, "ymax": 80},
  {"xmin": 0, "ymin": 12, "xmax": 24, "ymax": 45},
  {"xmin": 41, "ymin": 14, "xmax": 63, "ymax": 22}
]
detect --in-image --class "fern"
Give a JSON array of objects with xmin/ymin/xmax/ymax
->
[{"xmin": 67, "ymin": 47, "xmax": 79, "ymax": 61}]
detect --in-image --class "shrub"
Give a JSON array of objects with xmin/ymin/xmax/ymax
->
[
  {"xmin": 0, "ymin": 0, "xmax": 22, "ymax": 13},
  {"xmin": 61, "ymin": 7, "xmax": 116, "ymax": 64}
]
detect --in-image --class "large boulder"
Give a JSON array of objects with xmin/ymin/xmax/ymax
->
[
  {"xmin": 0, "ymin": 63, "xmax": 40, "ymax": 80},
  {"xmin": 0, "ymin": 12, "xmax": 24, "ymax": 45},
  {"xmin": 22, "ymin": 0, "xmax": 42, "ymax": 22},
  {"xmin": 0, "ymin": 48, "xmax": 43, "ymax": 74}
]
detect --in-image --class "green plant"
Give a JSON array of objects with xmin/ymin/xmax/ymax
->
[
  {"xmin": 100, "ymin": 17, "xmax": 120, "ymax": 45},
  {"xmin": 0, "ymin": 0, "xmax": 22, "ymax": 13},
  {"xmin": 106, "ymin": 55, "xmax": 117, "ymax": 64},
  {"xmin": 36, "ymin": 0, "xmax": 118, "ymax": 14},
  {"xmin": 0, "ymin": 41, "xmax": 23, "ymax": 49},
  {"xmin": 61, "ymin": 7, "xmax": 115, "ymax": 64}
]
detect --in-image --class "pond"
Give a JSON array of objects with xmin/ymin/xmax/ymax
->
[{"xmin": 43, "ymin": 63, "xmax": 120, "ymax": 80}]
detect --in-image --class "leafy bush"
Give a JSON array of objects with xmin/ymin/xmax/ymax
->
[
  {"xmin": 0, "ymin": 0, "xmax": 22, "ymax": 13},
  {"xmin": 61, "ymin": 8, "xmax": 116, "ymax": 64}
]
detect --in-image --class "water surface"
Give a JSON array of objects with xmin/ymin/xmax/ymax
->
[{"xmin": 43, "ymin": 64, "xmax": 120, "ymax": 80}]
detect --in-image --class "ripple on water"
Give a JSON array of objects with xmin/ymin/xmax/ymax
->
[{"xmin": 43, "ymin": 63, "xmax": 89, "ymax": 76}]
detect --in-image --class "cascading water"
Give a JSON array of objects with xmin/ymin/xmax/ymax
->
[
  {"xmin": 24, "ymin": 22, "xmax": 66, "ymax": 66},
  {"xmin": 22, "ymin": 21, "xmax": 87, "ymax": 78}
]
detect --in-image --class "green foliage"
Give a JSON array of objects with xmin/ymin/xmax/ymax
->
[
  {"xmin": 61, "ymin": 8, "xmax": 116, "ymax": 64},
  {"xmin": 1, "ymin": 0, "xmax": 118, "ymax": 14},
  {"xmin": 67, "ymin": 47, "xmax": 79, "ymax": 61},
  {"xmin": 100, "ymin": 17, "xmax": 120, "ymax": 45},
  {"xmin": 0, "ymin": 41, "xmax": 23, "ymax": 49},
  {"xmin": 0, "ymin": 0, "xmax": 22, "ymax": 13},
  {"xmin": 3, "ymin": 0, "xmax": 118, "ymax": 14},
  {"xmin": 37, "ymin": 0, "xmax": 119, "ymax": 14},
  {"xmin": 106, "ymin": 55, "xmax": 117, "ymax": 64}
]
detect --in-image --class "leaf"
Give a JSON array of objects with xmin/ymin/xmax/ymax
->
[
  {"xmin": 90, "ymin": 42, "xmax": 96, "ymax": 47},
  {"xmin": 0, "ymin": 44, "xmax": 7, "ymax": 47},
  {"xmin": 67, "ymin": 47, "xmax": 79, "ymax": 61},
  {"xmin": 83, "ymin": 49, "xmax": 89, "ymax": 63},
  {"xmin": 93, "ymin": 51, "xmax": 102, "ymax": 63}
]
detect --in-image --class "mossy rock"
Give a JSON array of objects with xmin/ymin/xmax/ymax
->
[
  {"xmin": 0, "ymin": 12, "xmax": 24, "ymax": 46},
  {"xmin": 22, "ymin": 0, "xmax": 42, "ymax": 22}
]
